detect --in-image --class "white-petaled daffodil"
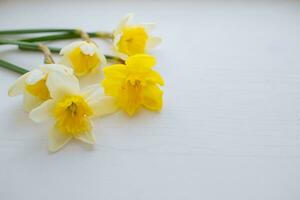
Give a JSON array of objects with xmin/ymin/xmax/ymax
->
[
  {"xmin": 60, "ymin": 41, "xmax": 106, "ymax": 77},
  {"xmin": 113, "ymin": 13, "xmax": 161, "ymax": 59},
  {"xmin": 8, "ymin": 64, "xmax": 73, "ymax": 112},
  {"xmin": 29, "ymin": 70, "xmax": 118, "ymax": 152}
]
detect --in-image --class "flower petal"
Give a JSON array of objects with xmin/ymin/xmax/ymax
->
[
  {"xmin": 60, "ymin": 41, "xmax": 84, "ymax": 55},
  {"xmin": 90, "ymin": 96, "xmax": 118, "ymax": 118},
  {"xmin": 81, "ymin": 84, "xmax": 119, "ymax": 117},
  {"xmin": 142, "ymin": 84, "xmax": 163, "ymax": 111},
  {"xmin": 41, "ymin": 64, "xmax": 74, "ymax": 75},
  {"xmin": 102, "ymin": 78, "xmax": 123, "ymax": 97},
  {"xmin": 147, "ymin": 70, "xmax": 164, "ymax": 85},
  {"xmin": 141, "ymin": 23, "xmax": 156, "ymax": 32},
  {"xmin": 23, "ymin": 90, "xmax": 43, "ymax": 112},
  {"xmin": 81, "ymin": 84, "xmax": 102, "ymax": 100},
  {"xmin": 29, "ymin": 99, "xmax": 55, "ymax": 123},
  {"xmin": 46, "ymin": 71, "xmax": 80, "ymax": 100},
  {"xmin": 25, "ymin": 69, "xmax": 46, "ymax": 85},
  {"xmin": 75, "ymin": 131, "xmax": 96, "ymax": 144},
  {"xmin": 116, "ymin": 13, "xmax": 134, "ymax": 32},
  {"xmin": 146, "ymin": 36, "xmax": 161, "ymax": 50},
  {"xmin": 103, "ymin": 64, "xmax": 127, "ymax": 79},
  {"xmin": 124, "ymin": 102, "xmax": 140, "ymax": 116},
  {"xmin": 8, "ymin": 72, "xmax": 28, "ymax": 96},
  {"xmin": 126, "ymin": 54, "xmax": 156, "ymax": 69},
  {"xmin": 93, "ymin": 43, "xmax": 107, "ymax": 67},
  {"xmin": 48, "ymin": 128, "xmax": 72, "ymax": 152}
]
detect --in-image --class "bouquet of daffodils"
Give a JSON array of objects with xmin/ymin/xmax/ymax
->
[{"xmin": 0, "ymin": 14, "xmax": 164, "ymax": 152}]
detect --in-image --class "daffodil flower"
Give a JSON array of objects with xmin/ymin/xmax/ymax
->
[
  {"xmin": 29, "ymin": 71, "xmax": 118, "ymax": 152},
  {"xmin": 102, "ymin": 54, "xmax": 164, "ymax": 116},
  {"xmin": 113, "ymin": 13, "xmax": 161, "ymax": 59},
  {"xmin": 8, "ymin": 64, "xmax": 73, "ymax": 112},
  {"xmin": 60, "ymin": 41, "xmax": 106, "ymax": 77}
]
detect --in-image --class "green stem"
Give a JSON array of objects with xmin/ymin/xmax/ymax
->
[
  {"xmin": 0, "ymin": 39, "xmax": 61, "ymax": 53},
  {"xmin": 0, "ymin": 39, "xmax": 123, "ymax": 63},
  {"xmin": 0, "ymin": 59, "xmax": 28, "ymax": 74},
  {"xmin": 0, "ymin": 28, "xmax": 75, "ymax": 35},
  {"xmin": 21, "ymin": 32, "xmax": 113, "ymax": 42}
]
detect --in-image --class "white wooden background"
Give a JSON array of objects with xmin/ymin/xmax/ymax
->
[{"xmin": 0, "ymin": 0, "xmax": 300, "ymax": 199}]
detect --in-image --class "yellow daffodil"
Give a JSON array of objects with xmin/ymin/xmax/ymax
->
[
  {"xmin": 8, "ymin": 64, "xmax": 73, "ymax": 112},
  {"xmin": 102, "ymin": 54, "xmax": 164, "ymax": 116},
  {"xmin": 113, "ymin": 13, "xmax": 161, "ymax": 59},
  {"xmin": 60, "ymin": 41, "xmax": 106, "ymax": 77},
  {"xmin": 29, "ymin": 70, "xmax": 118, "ymax": 152}
]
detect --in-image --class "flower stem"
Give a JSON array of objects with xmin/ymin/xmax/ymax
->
[
  {"xmin": 0, "ymin": 39, "xmax": 61, "ymax": 53},
  {"xmin": 76, "ymin": 29, "xmax": 92, "ymax": 42},
  {"xmin": 0, "ymin": 59, "xmax": 28, "ymax": 74},
  {"xmin": 21, "ymin": 32, "xmax": 113, "ymax": 42},
  {"xmin": 38, "ymin": 44, "xmax": 55, "ymax": 64},
  {"xmin": 0, "ymin": 39, "xmax": 124, "ymax": 63},
  {"xmin": 0, "ymin": 28, "xmax": 75, "ymax": 35},
  {"xmin": 18, "ymin": 44, "xmax": 60, "ymax": 53}
]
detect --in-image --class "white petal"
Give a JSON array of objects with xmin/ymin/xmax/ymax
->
[
  {"xmin": 59, "ymin": 55, "xmax": 73, "ymax": 70},
  {"xmin": 60, "ymin": 41, "xmax": 85, "ymax": 55},
  {"xmin": 140, "ymin": 23, "xmax": 156, "ymax": 32},
  {"xmin": 23, "ymin": 90, "xmax": 42, "ymax": 112},
  {"xmin": 25, "ymin": 69, "xmax": 46, "ymax": 85},
  {"xmin": 75, "ymin": 131, "xmax": 96, "ymax": 144},
  {"xmin": 93, "ymin": 44, "xmax": 107, "ymax": 67},
  {"xmin": 80, "ymin": 42, "xmax": 96, "ymax": 56},
  {"xmin": 81, "ymin": 84, "xmax": 103, "ymax": 100},
  {"xmin": 40, "ymin": 64, "xmax": 74, "ymax": 75},
  {"xmin": 48, "ymin": 128, "xmax": 72, "ymax": 153},
  {"xmin": 116, "ymin": 13, "xmax": 134, "ymax": 32},
  {"xmin": 46, "ymin": 71, "xmax": 80, "ymax": 100},
  {"xmin": 90, "ymin": 96, "xmax": 118, "ymax": 118},
  {"xmin": 113, "ymin": 33, "xmax": 121, "ymax": 49},
  {"xmin": 81, "ymin": 84, "xmax": 119, "ymax": 117},
  {"xmin": 146, "ymin": 36, "xmax": 162, "ymax": 50},
  {"xmin": 29, "ymin": 99, "xmax": 55, "ymax": 123},
  {"xmin": 8, "ymin": 72, "xmax": 28, "ymax": 96}
]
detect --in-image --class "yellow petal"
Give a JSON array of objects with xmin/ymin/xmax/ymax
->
[
  {"xmin": 29, "ymin": 99, "xmax": 55, "ymax": 123},
  {"xmin": 46, "ymin": 71, "xmax": 80, "ymax": 100},
  {"xmin": 147, "ymin": 70, "xmax": 164, "ymax": 85},
  {"xmin": 48, "ymin": 128, "xmax": 72, "ymax": 152},
  {"xmin": 117, "ymin": 27, "xmax": 148, "ymax": 56},
  {"xmin": 124, "ymin": 102, "xmax": 140, "ymax": 116},
  {"xmin": 8, "ymin": 72, "xmax": 28, "ymax": 96},
  {"xmin": 126, "ymin": 54, "xmax": 156, "ymax": 69},
  {"xmin": 68, "ymin": 46, "xmax": 101, "ymax": 76},
  {"xmin": 75, "ymin": 131, "xmax": 96, "ymax": 144},
  {"xmin": 103, "ymin": 64, "xmax": 127, "ymax": 79},
  {"xmin": 142, "ymin": 84, "xmax": 163, "ymax": 111},
  {"xmin": 23, "ymin": 90, "xmax": 43, "ymax": 112},
  {"xmin": 102, "ymin": 78, "xmax": 123, "ymax": 97}
]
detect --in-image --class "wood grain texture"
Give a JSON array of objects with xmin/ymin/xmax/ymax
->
[{"xmin": 0, "ymin": 1, "xmax": 300, "ymax": 200}]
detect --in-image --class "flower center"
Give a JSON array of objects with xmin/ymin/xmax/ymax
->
[
  {"xmin": 118, "ymin": 27, "xmax": 148, "ymax": 56},
  {"xmin": 68, "ymin": 46, "xmax": 100, "ymax": 76},
  {"xmin": 53, "ymin": 96, "xmax": 93, "ymax": 136},
  {"xmin": 119, "ymin": 78, "xmax": 143, "ymax": 109},
  {"xmin": 25, "ymin": 78, "xmax": 50, "ymax": 100}
]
